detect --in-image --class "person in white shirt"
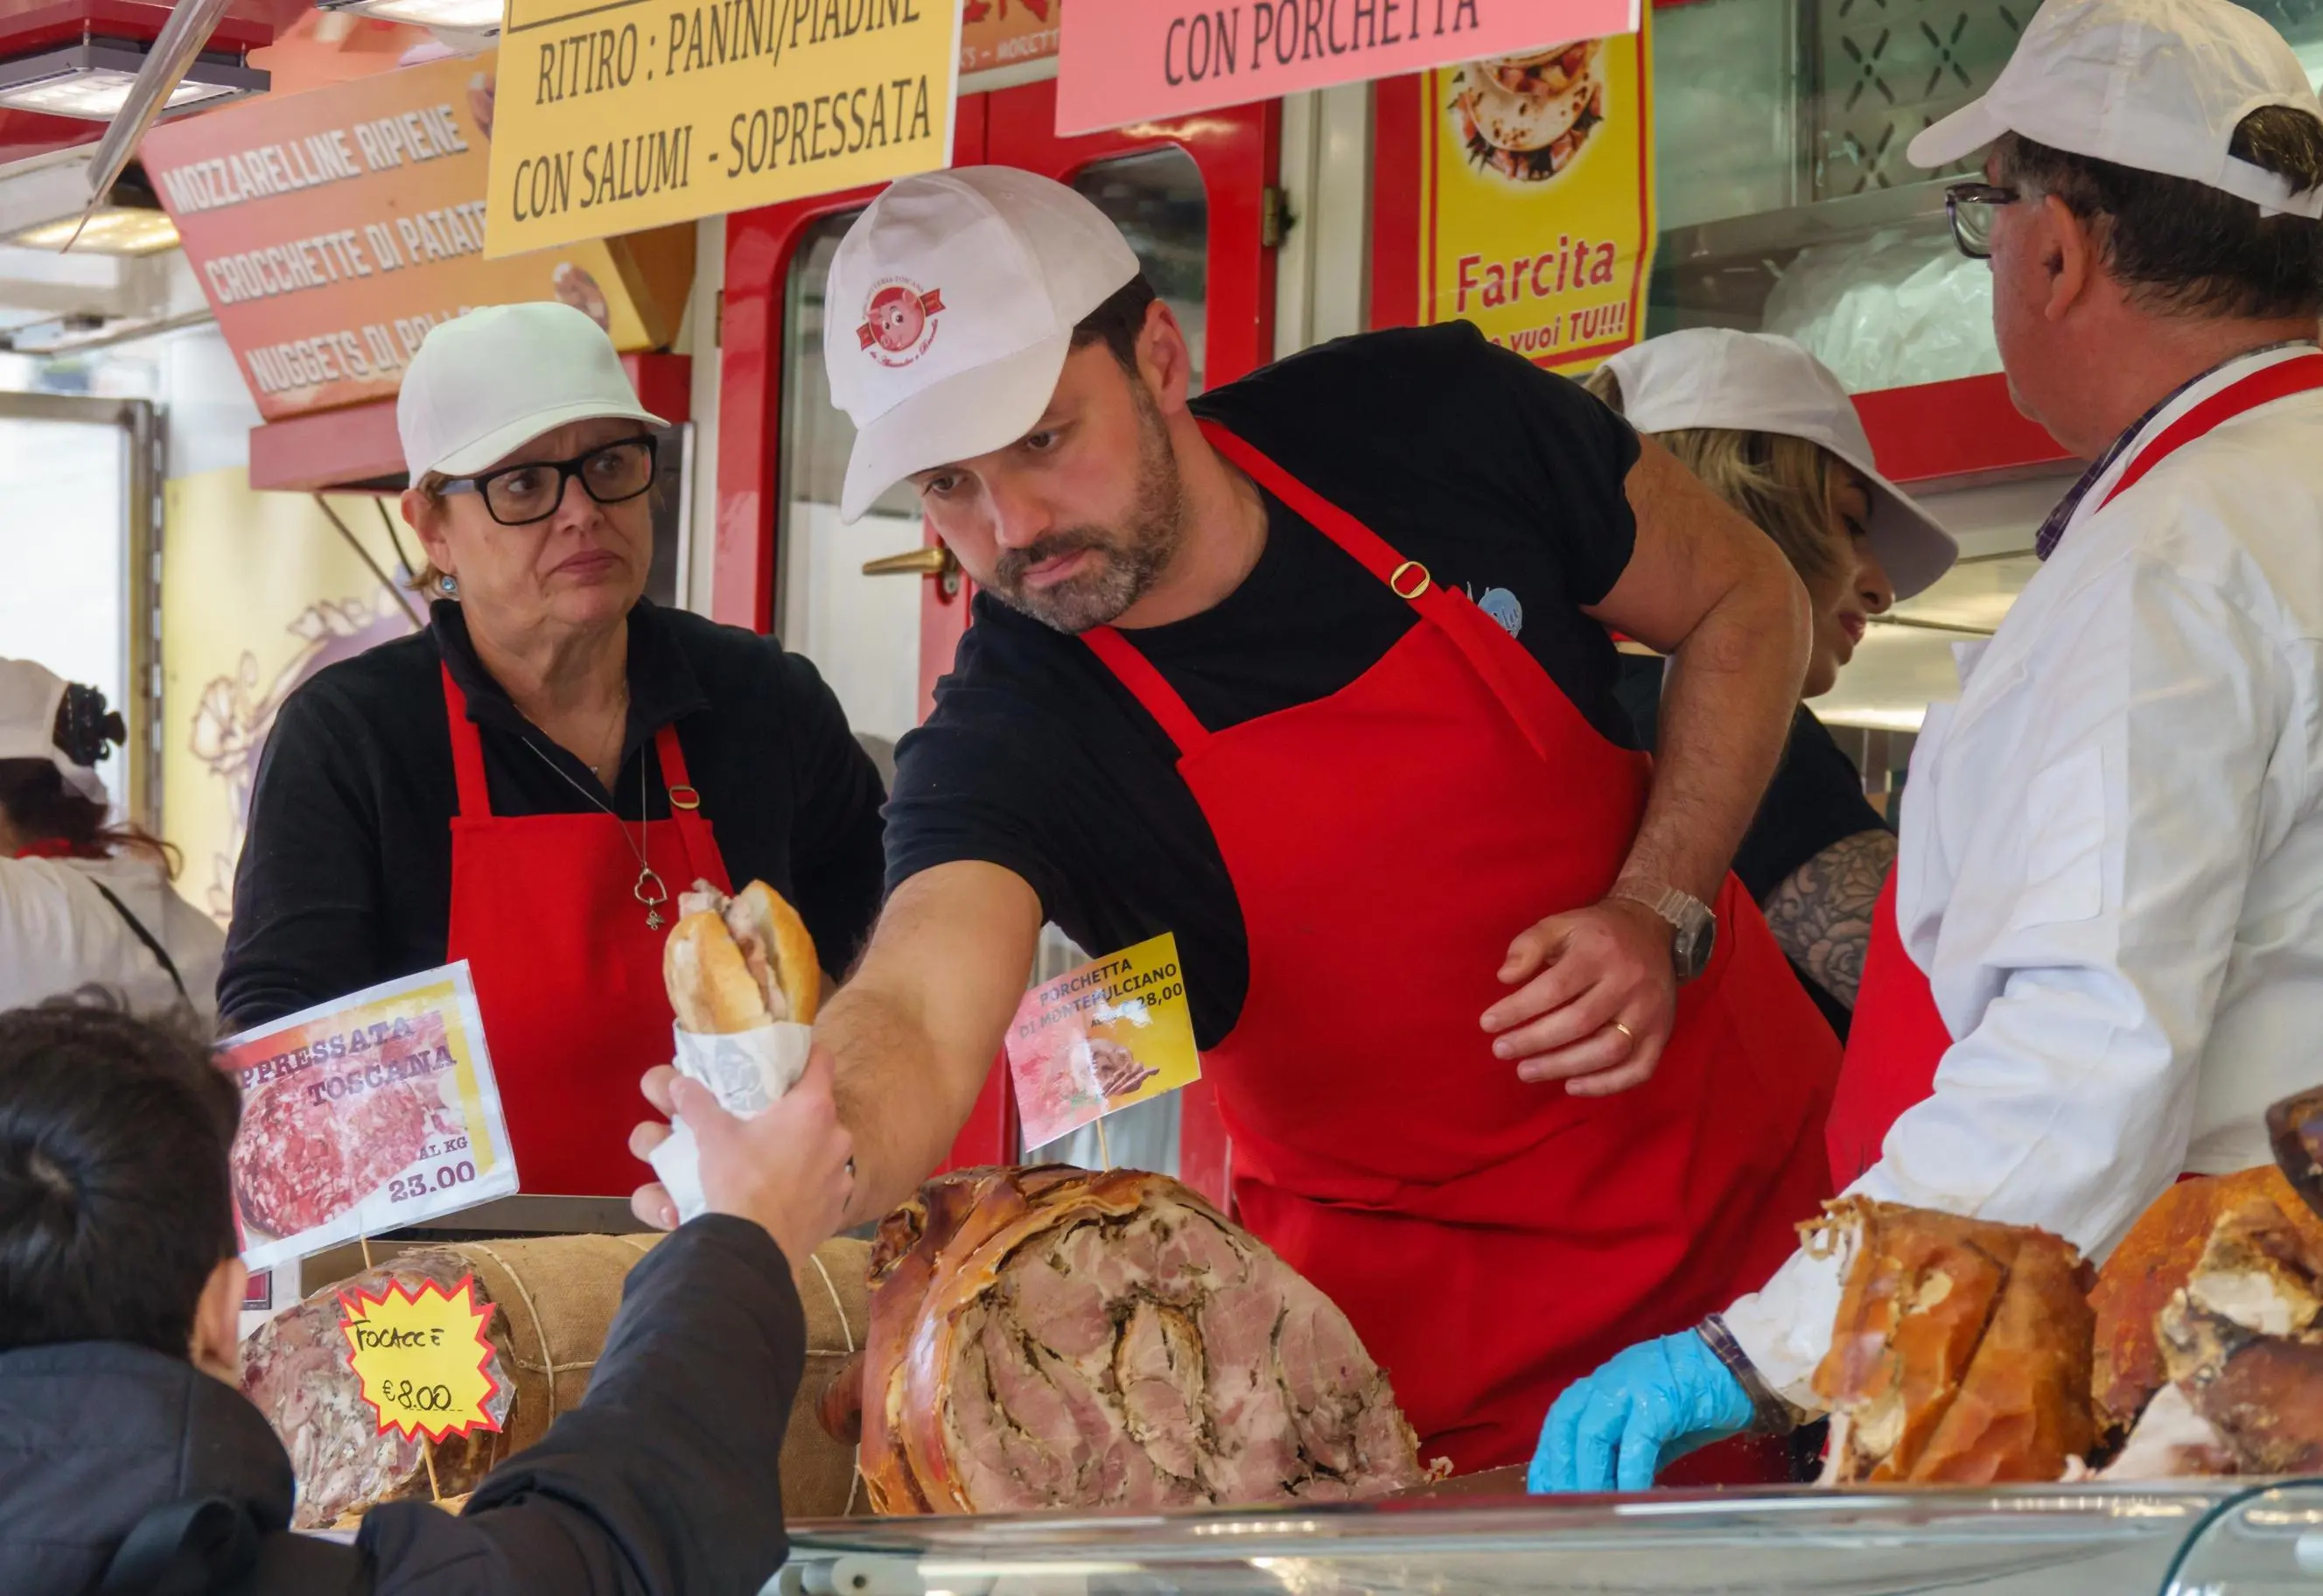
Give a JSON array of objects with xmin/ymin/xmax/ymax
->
[
  {"xmin": 1534, "ymin": 0, "xmax": 2323, "ymax": 1490},
  {"xmin": 0, "ymin": 661, "xmax": 222, "ymax": 1025}
]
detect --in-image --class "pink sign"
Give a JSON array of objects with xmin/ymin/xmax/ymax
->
[{"xmin": 1056, "ymin": 0, "xmax": 1639, "ymax": 136}]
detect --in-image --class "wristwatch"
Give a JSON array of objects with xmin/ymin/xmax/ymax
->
[{"xmin": 1611, "ymin": 881, "xmax": 1718, "ymax": 984}]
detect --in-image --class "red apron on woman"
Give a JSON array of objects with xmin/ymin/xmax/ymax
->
[
  {"xmin": 438, "ymin": 666, "xmax": 732, "ymax": 1196},
  {"xmin": 1826, "ymin": 354, "xmax": 2323, "ymax": 1186},
  {"xmin": 1081, "ymin": 422, "xmax": 1841, "ymax": 1474}
]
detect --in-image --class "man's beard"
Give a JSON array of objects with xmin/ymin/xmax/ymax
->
[{"xmin": 985, "ymin": 391, "xmax": 1187, "ymax": 634}]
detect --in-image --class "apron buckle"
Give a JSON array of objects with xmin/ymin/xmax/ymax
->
[
  {"xmin": 1389, "ymin": 560, "xmax": 1432, "ymax": 600},
  {"xmin": 668, "ymin": 784, "xmax": 702, "ymax": 812}
]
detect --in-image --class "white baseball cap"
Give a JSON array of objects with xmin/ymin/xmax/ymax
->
[
  {"xmin": 1909, "ymin": 0, "xmax": 2323, "ymax": 219},
  {"xmin": 1601, "ymin": 330, "xmax": 1960, "ymax": 600},
  {"xmin": 0, "ymin": 659, "xmax": 108, "ymax": 804},
  {"xmin": 824, "ymin": 166, "xmax": 1142, "ymax": 523},
  {"xmin": 397, "ymin": 301, "xmax": 666, "ymax": 480}
]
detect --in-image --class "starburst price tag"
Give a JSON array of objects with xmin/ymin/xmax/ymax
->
[{"xmin": 339, "ymin": 1275, "xmax": 502, "ymax": 1444}]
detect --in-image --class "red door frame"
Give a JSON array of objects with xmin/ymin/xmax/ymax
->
[{"xmin": 713, "ymin": 82, "xmax": 1278, "ymax": 1200}]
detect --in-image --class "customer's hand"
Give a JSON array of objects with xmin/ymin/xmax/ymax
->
[
  {"xmin": 628, "ymin": 1052, "xmax": 854, "ymax": 1266},
  {"xmin": 1481, "ymin": 899, "xmax": 1676, "ymax": 1096},
  {"xmin": 1529, "ymin": 1330, "xmax": 1753, "ymax": 1494}
]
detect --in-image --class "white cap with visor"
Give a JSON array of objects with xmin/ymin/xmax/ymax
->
[
  {"xmin": 0, "ymin": 659, "xmax": 108, "ymax": 805},
  {"xmin": 1601, "ymin": 329, "xmax": 1961, "ymax": 601},
  {"xmin": 822, "ymin": 166, "xmax": 1143, "ymax": 523},
  {"xmin": 397, "ymin": 301, "xmax": 667, "ymax": 481},
  {"xmin": 1908, "ymin": 0, "xmax": 2323, "ymax": 217}
]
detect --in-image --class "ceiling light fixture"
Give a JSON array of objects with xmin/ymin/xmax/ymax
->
[
  {"xmin": 0, "ymin": 41, "xmax": 265, "ymax": 122},
  {"xmin": 311, "ymin": 0, "xmax": 506, "ymax": 35}
]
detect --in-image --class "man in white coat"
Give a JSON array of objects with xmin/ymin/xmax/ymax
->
[
  {"xmin": 1533, "ymin": 0, "xmax": 2323, "ymax": 1489},
  {"xmin": 0, "ymin": 661, "xmax": 222, "ymax": 1024}
]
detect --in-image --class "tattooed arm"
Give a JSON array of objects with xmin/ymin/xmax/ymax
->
[{"xmin": 1760, "ymin": 828, "xmax": 1896, "ymax": 1010}]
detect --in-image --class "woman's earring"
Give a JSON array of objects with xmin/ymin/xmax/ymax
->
[{"xmin": 440, "ymin": 574, "xmax": 459, "ymax": 598}]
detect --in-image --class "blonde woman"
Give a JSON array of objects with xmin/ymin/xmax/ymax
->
[{"xmin": 1588, "ymin": 329, "xmax": 1957, "ymax": 1038}]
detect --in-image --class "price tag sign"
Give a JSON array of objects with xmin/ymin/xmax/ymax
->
[
  {"xmin": 217, "ymin": 962, "xmax": 518, "ymax": 1272},
  {"xmin": 339, "ymin": 1274, "xmax": 502, "ymax": 1444},
  {"xmin": 1004, "ymin": 933, "xmax": 1200, "ymax": 1151}
]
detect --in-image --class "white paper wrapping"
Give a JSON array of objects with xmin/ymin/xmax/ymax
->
[{"xmin": 647, "ymin": 1019, "xmax": 814, "ymax": 1222}]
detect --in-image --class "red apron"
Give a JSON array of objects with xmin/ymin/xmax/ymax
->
[
  {"xmin": 1081, "ymin": 423, "xmax": 1840, "ymax": 1474},
  {"xmin": 439, "ymin": 664, "xmax": 732, "ymax": 1196},
  {"xmin": 1827, "ymin": 353, "xmax": 2323, "ymax": 1186}
]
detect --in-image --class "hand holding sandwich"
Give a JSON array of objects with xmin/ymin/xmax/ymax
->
[{"xmin": 629, "ymin": 1051, "xmax": 854, "ymax": 1264}]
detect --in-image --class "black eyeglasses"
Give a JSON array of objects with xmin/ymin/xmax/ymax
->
[
  {"xmin": 1944, "ymin": 182, "xmax": 2019, "ymax": 260},
  {"xmin": 440, "ymin": 436, "xmax": 660, "ymax": 527}
]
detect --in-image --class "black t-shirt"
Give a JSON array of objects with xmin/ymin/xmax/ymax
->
[
  {"xmin": 1614, "ymin": 653, "xmax": 1888, "ymax": 1036},
  {"xmin": 885, "ymin": 323, "xmax": 1643, "ymax": 1048},
  {"xmin": 219, "ymin": 598, "xmax": 888, "ymax": 1028}
]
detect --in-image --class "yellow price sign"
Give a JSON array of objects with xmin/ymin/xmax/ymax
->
[
  {"xmin": 339, "ymin": 1274, "xmax": 503, "ymax": 1444},
  {"xmin": 485, "ymin": 0, "xmax": 962, "ymax": 257},
  {"xmin": 1005, "ymin": 932, "xmax": 1200, "ymax": 1150}
]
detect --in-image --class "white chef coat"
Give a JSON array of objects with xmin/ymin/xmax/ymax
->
[
  {"xmin": 0, "ymin": 850, "xmax": 224, "ymax": 1026},
  {"xmin": 1726, "ymin": 344, "xmax": 2323, "ymax": 1407}
]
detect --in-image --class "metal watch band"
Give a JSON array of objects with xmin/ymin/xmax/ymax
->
[
  {"xmin": 1697, "ymin": 1312, "xmax": 1810, "ymax": 1436},
  {"xmin": 1610, "ymin": 880, "xmax": 1711, "ymax": 936}
]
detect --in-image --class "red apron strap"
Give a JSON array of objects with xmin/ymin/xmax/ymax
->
[
  {"xmin": 1081, "ymin": 625, "xmax": 1212, "ymax": 756},
  {"xmin": 654, "ymin": 720, "xmax": 729, "ymax": 892},
  {"xmin": 2097, "ymin": 353, "xmax": 2323, "ymax": 511},
  {"xmin": 1197, "ymin": 419, "xmax": 1559, "ymax": 764},
  {"xmin": 438, "ymin": 662, "xmax": 493, "ymax": 821},
  {"xmin": 1825, "ymin": 872, "xmax": 1954, "ymax": 1185}
]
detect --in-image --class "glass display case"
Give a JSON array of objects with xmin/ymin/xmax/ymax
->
[
  {"xmin": 777, "ymin": 1482, "xmax": 2323, "ymax": 1595},
  {"xmin": 1648, "ymin": 0, "xmax": 2323, "ymax": 388}
]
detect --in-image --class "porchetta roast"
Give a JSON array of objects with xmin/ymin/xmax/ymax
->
[{"xmin": 839, "ymin": 1166, "xmax": 1430, "ymax": 1513}]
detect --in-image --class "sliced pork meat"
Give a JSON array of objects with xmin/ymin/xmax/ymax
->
[{"xmin": 859, "ymin": 1166, "xmax": 1426, "ymax": 1514}]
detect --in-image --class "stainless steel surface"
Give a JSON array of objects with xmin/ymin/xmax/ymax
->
[{"xmin": 784, "ymin": 1484, "xmax": 2257, "ymax": 1595}]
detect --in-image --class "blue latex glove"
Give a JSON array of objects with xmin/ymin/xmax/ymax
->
[{"xmin": 1528, "ymin": 1330, "xmax": 1754, "ymax": 1494}]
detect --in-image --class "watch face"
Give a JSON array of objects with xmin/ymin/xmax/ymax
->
[{"xmin": 1675, "ymin": 920, "xmax": 1717, "ymax": 984}]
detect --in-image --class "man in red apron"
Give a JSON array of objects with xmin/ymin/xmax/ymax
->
[
  {"xmin": 733, "ymin": 166, "xmax": 1844, "ymax": 1475},
  {"xmin": 1536, "ymin": 0, "xmax": 2323, "ymax": 1490}
]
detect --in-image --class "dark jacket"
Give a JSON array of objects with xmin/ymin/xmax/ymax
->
[{"xmin": 0, "ymin": 1216, "xmax": 805, "ymax": 1596}]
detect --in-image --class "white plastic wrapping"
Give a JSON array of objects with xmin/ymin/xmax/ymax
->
[
  {"xmin": 647, "ymin": 1019, "xmax": 814, "ymax": 1222},
  {"xmin": 1760, "ymin": 228, "xmax": 2001, "ymax": 392}
]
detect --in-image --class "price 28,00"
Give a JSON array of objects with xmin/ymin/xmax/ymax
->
[{"xmin": 388, "ymin": 1160, "xmax": 476, "ymax": 1205}]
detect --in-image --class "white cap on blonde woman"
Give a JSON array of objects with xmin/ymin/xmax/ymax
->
[
  {"xmin": 397, "ymin": 301, "xmax": 666, "ymax": 480},
  {"xmin": 1601, "ymin": 329, "xmax": 1960, "ymax": 600},
  {"xmin": 0, "ymin": 659, "xmax": 107, "ymax": 804},
  {"xmin": 823, "ymin": 166, "xmax": 1142, "ymax": 523},
  {"xmin": 1908, "ymin": 0, "xmax": 2323, "ymax": 217}
]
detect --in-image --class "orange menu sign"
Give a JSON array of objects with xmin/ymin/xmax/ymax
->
[
  {"xmin": 143, "ymin": 52, "xmax": 673, "ymax": 421},
  {"xmin": 962, "ymin": 0, "xmax": 1060, "ymax": 85}
]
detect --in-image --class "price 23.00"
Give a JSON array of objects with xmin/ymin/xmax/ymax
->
[{"xmin": 388, "ymin": 1160, "xmax": 476, "ymax": 1205}]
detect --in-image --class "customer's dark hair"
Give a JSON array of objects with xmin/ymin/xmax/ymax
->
[
  {"xmin": 0, "ymin": 995, "xmax": 241, "ymax": 1358},
  {"xmin": 1993, "ymin": 105, "xmax": 2323, "ymax": 320},
  {"xmin": 1070, "ymin": 274, "xmax": 1160, "ymax": 372}
]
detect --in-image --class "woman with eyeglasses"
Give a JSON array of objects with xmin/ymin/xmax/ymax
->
[{"xmin": 218, "ymin": 303, "xmax": 887, "ymax": 1198}]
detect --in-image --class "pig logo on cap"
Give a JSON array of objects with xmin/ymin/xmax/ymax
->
[{"xmin": 858, "ymin": 280, "xmax": 945, "ymax": 368}]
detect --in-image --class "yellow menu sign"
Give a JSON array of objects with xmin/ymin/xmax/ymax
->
[
  {"xmin": 1005, "ymin": 933, "xmax": 1200, "ymax": 1150},
  {"xmin": 1417, "ymin": 19, "xmax": 1657, "ymax": 373},
  {"xmin": 486, "ymin": 0, "xmax": 962, "ymax": 257},
  {"xmin": 340, "ymin": 1274, "xmax": 503, "ymax": 1444}
]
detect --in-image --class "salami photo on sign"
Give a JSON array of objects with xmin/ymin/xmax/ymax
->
[
  {"xmin": 1004, "ymin": 932, "xmax": 1200, "ymax": 1150},
  {"xmin": 217, "ymin": 962, "xmax": 517, "ymax": 1272},
  {"xmin": 1416, "ymin": 12, "xmax": 1656, "ymax": 373}
]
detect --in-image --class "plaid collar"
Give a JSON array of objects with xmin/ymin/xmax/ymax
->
[{"xmin": 2033, "ymin": 340, "xmax": 2320, "ymax": 560}]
